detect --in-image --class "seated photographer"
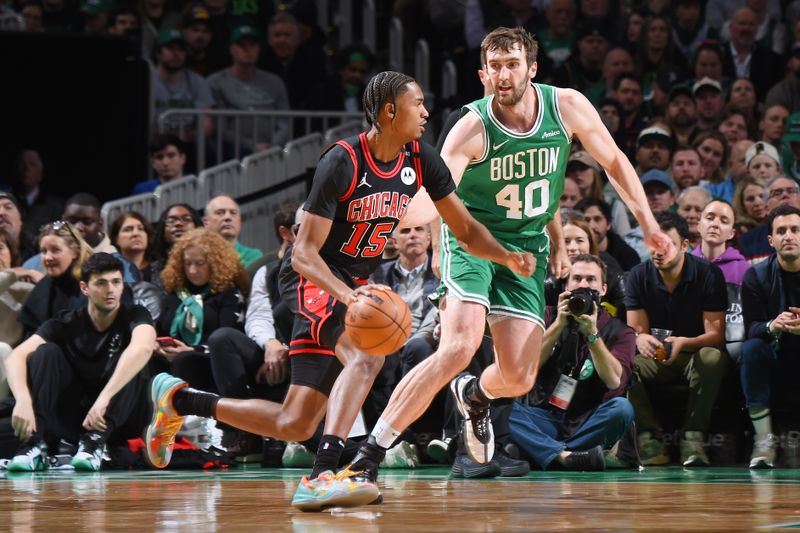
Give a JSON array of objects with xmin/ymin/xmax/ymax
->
[
  {"xmin": 625, "ymin": 212, "xmax": 728, "ymax": 467},
  {"xmin": 509, "ymin": 254, "xmax": 635, "ymax": 471},
  {"xmin": 4, "ymin": 254, "xmax": 155, "ymax": 471},
  {"xmin": 740, "ymin": 205, "xmax": 800, "ymax": 469},
  {"xmin": 545, "ymin": 212, "xmax": 627, "ymax": 319}
]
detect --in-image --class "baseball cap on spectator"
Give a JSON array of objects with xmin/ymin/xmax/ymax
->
[
  {"xmin": 567, "ymin": 151, "xmax": 601, "ymax": 173},
  {"xmin": 230, "ymin": 25, "xmax": 261, "ymax": 44},
  {"xmin": 783, "ymin": 113, "xmax": 800, "ymax": 144},
  {"xmin": 157, "ymin": 29, "xmax": 186, "ymax": 48},
  {"xmin": 182, "ymin": 3, "xmax": 211, "ymax": 28},
  {"xmin": 80, "ymin": 0, "xmax": 111, "ymax": 16},
  {"xmin": 576, "ymin": 18, "xmax": 610, "ymax": 41},
  {"xmin": 745, "ymin": 141, "xmax": 781, "ymax": 167},
  {"xmin": 667, "ymin": 84, "xmax": 693, "ymax": 103},
  {"xmin": 0, "ymin": 191, "xmax": 22, "ymax": 214},
  {"xmin": 640, "ymin": 169, "xmax": 676, "ymax": 192},
  {"xmin": 637, "ymin": 125, "xmax": 674, "ymax": 150},
  {"xmin": 692, "ymin": 76, "xmax": 722, "ymax": 96}
]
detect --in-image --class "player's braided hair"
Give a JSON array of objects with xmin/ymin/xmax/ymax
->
[{"xmin": 362, "ymin": 71, "xmax": 416, "ymax": 133}]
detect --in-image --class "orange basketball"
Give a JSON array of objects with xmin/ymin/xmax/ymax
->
[{"xmin": 345, "ymin": 288, "xmax": 412, "ymax": 357}]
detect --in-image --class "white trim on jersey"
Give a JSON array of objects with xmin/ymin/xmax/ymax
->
[
  {"xmin": 485, "ymin": 83, "xmax": 545, "ymax": 138},
  {"xmin": 464, "ymin": 103, "xmax": 491, "ymax": 165},
  {"xmin": 489, "ymin": 305, "xmax": 545, "ymax": 330},
  {"xmin": 440, "ymin": 223, "xmax": 491, "ymax": 309},
  {"xmin": 552, "ymin": 87, "xmax": 570, "ymax": 142}
]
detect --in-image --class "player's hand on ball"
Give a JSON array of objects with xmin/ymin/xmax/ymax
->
[
  {"xmin": 507, "ymin": 252, "xmax": 536, "ymax": 277},
  {"xmin": 347, "ymin": 284, "xmax": 392, "ymax": 304}
]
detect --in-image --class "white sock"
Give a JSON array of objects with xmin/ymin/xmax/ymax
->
[
  {"xmin": 479, "ymin": 378, "xmax": 497, "ymax": 400},
  {"xmin": 750, "ymin": 407, "xmax": 772, "ymax": 436},
  {"xmin": 371, "ymin": 418, "xmax": 402, "ymax": 449}
]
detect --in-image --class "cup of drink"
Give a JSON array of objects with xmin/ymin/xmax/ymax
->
[{"xmin": 650, "ymin": 328, "xmax": 672, "ymax": 361}]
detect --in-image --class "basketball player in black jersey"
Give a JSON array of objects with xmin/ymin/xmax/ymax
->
[{"xmin": 144, "ymin": 71, "xmax": 535, "ymax": 510}]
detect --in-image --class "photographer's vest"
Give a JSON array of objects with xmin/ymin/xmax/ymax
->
[{"xmin": 522, "ymin": 312, "xmax": 627, "ymax": 437}]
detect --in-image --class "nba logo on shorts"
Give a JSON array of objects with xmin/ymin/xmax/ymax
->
[{"xmin": 401, "ymin": 167, "xmax": 416, "ymax": 185}]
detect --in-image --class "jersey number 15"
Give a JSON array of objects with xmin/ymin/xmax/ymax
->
[{"xmin": 340, "ymin": 221, "xmax": 394, "ymax": 258}]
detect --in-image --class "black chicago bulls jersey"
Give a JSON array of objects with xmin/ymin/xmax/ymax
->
[{"xmin": 302, "ymin": 132, "xmax": 455, "ymax": 279}]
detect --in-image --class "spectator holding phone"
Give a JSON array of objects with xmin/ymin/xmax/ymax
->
[{"xmin": 154, "ymin": 228, "xmax": 245, "ymax": 390}]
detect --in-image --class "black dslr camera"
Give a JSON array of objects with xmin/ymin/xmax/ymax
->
[{"xmin": 567, "ymin": 287, "xmax": 601, "ymax": 316}]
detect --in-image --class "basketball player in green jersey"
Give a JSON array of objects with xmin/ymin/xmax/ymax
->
[{"xmin": 337, "ymin": 27, "xmax": 676, "ymax": 494}]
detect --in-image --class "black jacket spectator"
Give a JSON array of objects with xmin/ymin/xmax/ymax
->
[{"xmin": 721, "ymin": 43, "xmax": 784, "ymax": 103}]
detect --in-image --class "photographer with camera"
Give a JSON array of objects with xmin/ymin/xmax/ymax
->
[
  {"xmin": 509, "ymin": 254, "xmax": 636, "ymax": 471},
  {"xmin": 625, "ymin": 212, "xmax": 728, "ymax": 467}
]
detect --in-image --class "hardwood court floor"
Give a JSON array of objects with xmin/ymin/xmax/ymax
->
[{"xmin": 3, "ymin": 466, "xmax": 800, "ymax": 531}]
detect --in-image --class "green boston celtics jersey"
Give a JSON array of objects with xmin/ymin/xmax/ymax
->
[{"xmin": 458, "ymin": 83, "xmax": 572, "ymax": 240}]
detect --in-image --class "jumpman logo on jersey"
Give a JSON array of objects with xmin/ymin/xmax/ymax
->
[{"xmin": 357, "ymin": 172, "xmax": 372, "ymax": 188}]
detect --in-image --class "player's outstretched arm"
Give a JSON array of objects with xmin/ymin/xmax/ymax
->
[
  {"xmin": 291, "ymin": 212, "xmax": 361, "ymax": 304},
  {"xmin": 557, "ymin": 89, "xmax": 675, "ymax": 259}
]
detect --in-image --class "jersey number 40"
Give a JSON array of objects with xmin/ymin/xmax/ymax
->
[{"xmin": 495, "ymin": 179, "xmax": 550, "ymax": 219}]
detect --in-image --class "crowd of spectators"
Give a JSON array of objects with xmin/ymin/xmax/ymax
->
[{"xmin": 2, "ymin": 0, "xmax": 800, "ymax": 473}]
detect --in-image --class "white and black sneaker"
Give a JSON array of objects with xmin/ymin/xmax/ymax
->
[
  {"xmin": 450, "ymin": 374, "xmax": 494, "ymax": 464},
  {"xmin": 71, "ymin": 432, "xmax": 107, "ymax": 471},
  {"xmin": 8, "ymin": 439, "xmax": 48, "ymax": 472}
]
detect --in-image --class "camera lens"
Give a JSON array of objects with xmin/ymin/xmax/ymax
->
[
  {"xmin": 568, "ymin": 293, "xmax": 592, "ymax": 315},
  {"xmin": 567, "ymin": 288, "xmax": 599, "ymax": 315}
]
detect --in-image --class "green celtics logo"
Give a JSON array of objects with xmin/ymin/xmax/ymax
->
[{"xmin": 579, "ymin": 359, "xmax": 595, "ymax": 380}]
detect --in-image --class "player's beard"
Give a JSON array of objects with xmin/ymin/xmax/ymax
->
[{"xmin": 495, "ymin": 78, "xmax": 528, "ymax": 106}]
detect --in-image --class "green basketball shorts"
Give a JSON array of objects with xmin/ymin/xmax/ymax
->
[{"xmin": 438, "ymin": 223, "xmax": 548, "ymax": 329}]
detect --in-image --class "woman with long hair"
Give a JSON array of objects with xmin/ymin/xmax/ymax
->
[
  {"xmin": 110, "ymin": 211, "xmax": 156, "ymax": 282},
  {"xmin": 155, "ymin": 228, "xmax": 245, "ymax": 390},
  {"xmin": 19, "ymin": 221, "xmax": 93, "ymax": 338},
  {"xmin": 635, "ymin": 14, "xmax": 689, "ymax": 99},
  {"xmin": 623, "ymin": 9, "xmax": 646, "ymax": 55},
  {"xmin": 732, "ymin": 176, "xmax": 768, "ymax": 235},
  {"xmin": 691, "ymin": 130, "xmax": 728, "ymax": 184},
  {"xmin": 727, "ymin": 78, "xmax": 761, "ymax": 126}
]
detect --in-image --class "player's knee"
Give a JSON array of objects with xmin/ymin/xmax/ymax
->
[
  {"xmin": 435, "ymin": 338, "xmax": 482, "ymax": 371},
  {"xmin": 503, "ymin": 367, "xmax": 537, "ymax": 396},
  {"xmin": 347, "ymin": 351, "xmax": 385, "ymax": 378},
  {"xmin": 274, "ymin": 413, "xmax": 316, "ymax": 442}
]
